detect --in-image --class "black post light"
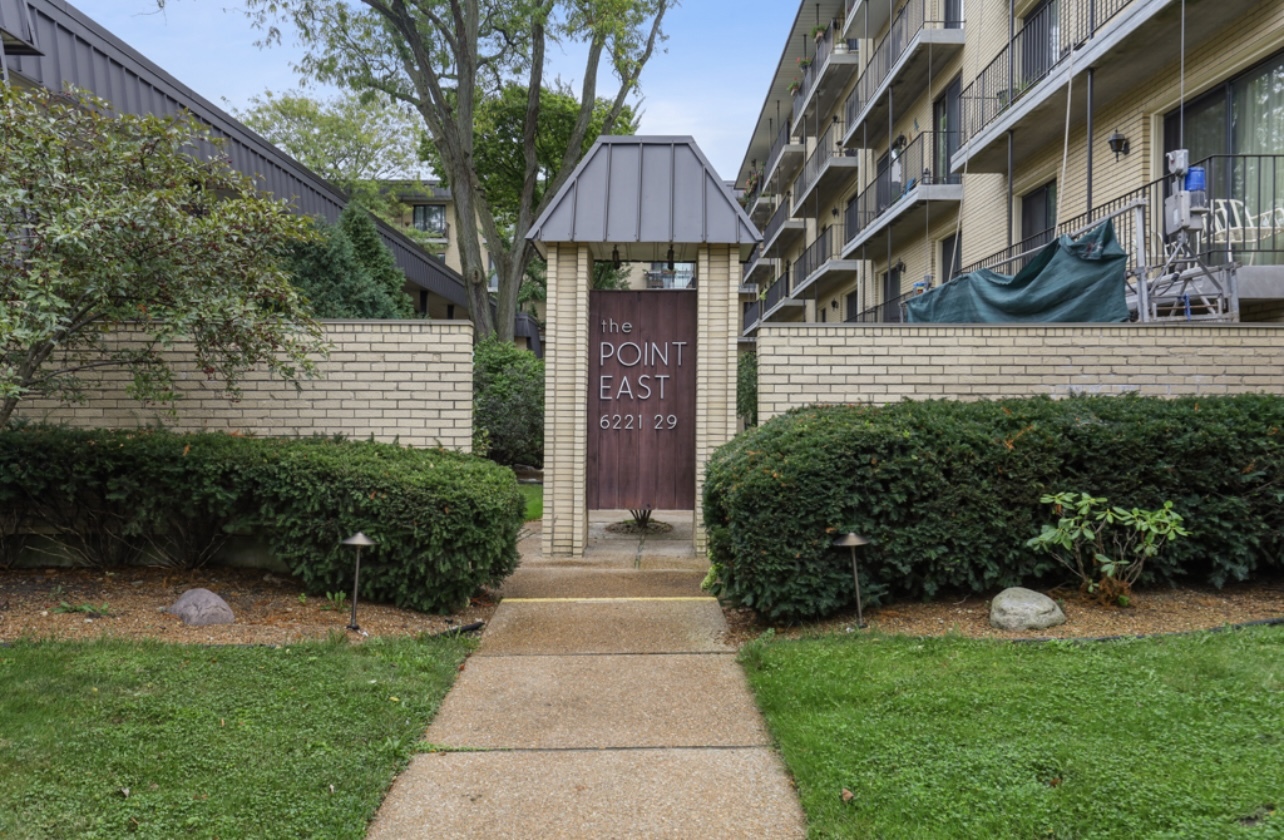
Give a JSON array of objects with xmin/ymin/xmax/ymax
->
[
  {"xmin": 833, "ymin": 532, "xmax": 869, "ymax": 628},
  {"xmin": 342, "ymin": 532, "xmax": 376, "ymax": 631}
]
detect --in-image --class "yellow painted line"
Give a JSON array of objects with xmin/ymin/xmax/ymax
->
[{"xmin": 502, "ymin": 597, "xmax": 717, "ymax": 603}]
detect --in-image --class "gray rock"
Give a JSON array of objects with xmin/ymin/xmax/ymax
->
[
  {"xmin": 989, "ymin": 587, "xmax": 1066, "ymax": 630},
  {"xmin": 167, "ymin": 588, "xmax": 234, "ymax": 626}
]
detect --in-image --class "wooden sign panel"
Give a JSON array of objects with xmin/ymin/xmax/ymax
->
[{"xmin": 587, "ymin": 290, "xmax": 697, "ymax": 510}]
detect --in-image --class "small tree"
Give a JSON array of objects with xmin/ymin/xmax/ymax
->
[
  {"xmin": 337, "ymin": 206, "xmax": 415, "ymax": 318},
  {"xmin": 0, "ymin": 86, "xmax": 325, "ymax": 427},
  {"xmin": 473, "ymin": 338, "xmax": 544, "ymax": 468},
  {"xmin": 737, "ymin": 350, "xmax": 759, "ymax": 427}
]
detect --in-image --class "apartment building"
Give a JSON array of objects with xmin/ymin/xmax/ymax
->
[{"xmin": 738, "ymin": 0, "xmax": 1284, "ymax": 335}]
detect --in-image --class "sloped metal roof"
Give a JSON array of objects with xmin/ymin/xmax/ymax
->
[
  {"xmin": 0, "ymin": 0, "xmax": 40, "ymax": 57},
  {"xmin": 528, "ymin": 136, "xmax": 761, "ymax": 262}
]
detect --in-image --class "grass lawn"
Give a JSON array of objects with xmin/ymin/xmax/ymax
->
[
  {"xmin": 0, "ymin": 634, "xmax": 472, "ymax": 839},
  {"xmin": 518, "ymin": 483, "xmax": 543, "ymax": 521},
  {"xmin": 743, "ymin": 625, "xmax": 1283, "ymax": 839}
]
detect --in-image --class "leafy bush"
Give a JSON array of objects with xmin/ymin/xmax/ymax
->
[
  {"xmin": 285, "ymin": 209, "xmax": 413, "ymax": 319},
  {"xmin": 703, "ymin": 395, "xmax": 1284, "ymax": 622},
  {"xmin": 0, "ymin": 427, "xmax": 523, "ymax": 612},
  {"xmin": 473, "ymin": 338, "xmax": 544, "ymax": 467},
  {"xmin": 338, "ymin": 205, "xmax": 415, "ymax": 318}
]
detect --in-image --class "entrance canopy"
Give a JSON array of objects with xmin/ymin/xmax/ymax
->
[{"xmin": 528, "ymin": 136, "xmax": 760, "ymax": 263}]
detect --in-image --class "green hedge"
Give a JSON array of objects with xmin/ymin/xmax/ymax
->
[
  {"xmin": 702, "ymin": 394, "xmax": 1284, "ymax": 622},
  {"xmin": 0, "ymin": 428, "xmax": 524, "ymax": 613}
]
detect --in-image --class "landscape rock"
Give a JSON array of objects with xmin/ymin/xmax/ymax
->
[
  {"xmin": 166, "ymin": 588, "xmax": 235, "ymax": 626},
  {"xmin": 990, "ymin": 587, "xmax": 1066, "ymax": 631}
]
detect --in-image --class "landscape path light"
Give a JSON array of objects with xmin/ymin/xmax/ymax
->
[
  {"xmin": 832, "ymin": 532, "xmax": 869, "ymax": 629},
  {"xmin": 341, "ymin": 532, "xmax": 376, "ymax": 632}
]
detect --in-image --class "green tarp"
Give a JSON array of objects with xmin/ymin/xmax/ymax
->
[{"xmin": 905, "ymin": 220, "xmax": 1130, "ymax": 323}]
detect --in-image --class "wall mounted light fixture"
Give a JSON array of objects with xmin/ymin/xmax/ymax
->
[
  {"xmin": 1107, "ymin": 130, "xmax": 1131, "ymax": 160},
  {"xmin": 666, "ymin": 245, "xmax": 675, "ymax": 271},
  {"xmin": 612, "ymin": 246, "xmax": 621, "ymax": 270}
]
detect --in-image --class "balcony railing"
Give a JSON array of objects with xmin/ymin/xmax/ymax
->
[
  {"xmin": 764, "ymin": 121, "xmax": 794, "ymax": 184},
  {"xmin": 763, "ymin": 267, "xmax": 793, "ymax": 312},
  {"xmin": 795, "ymin": 227, "xmax": 840, "ymax": 287},
  {"xmin": 960, "ymin": 0, "xmax": 1134, "ymax": 145},
  {"xmin": 742, "ymin": 243, "xmax": 762, "ymax": 281},
  {"xmin": 959, "ymin": 154, "xmax": 1284, "ymax": 277},
  {"xmin": 763, "ymin": 199, "xmax": 793, "ymax": 248},
  {"xmin": 846, "ymin": 287, "xmax": 919, "ymax": 323},
  {"xmin": 844, "ymin": 0, "xmax": 962, "ymax": 136},
  {"xmin": 794, "ymin": 120, "xmax": 854, "ymax": 207},
  {"xmin": 792, "ymin": 23, "xmax": 860, "ymax": 123},
  {"xmin": 743, "ymin": 299, "xmax": 761, "ymax": 332},
  {"xmin": 844, "ymin": 131, "xmax": 962, "ymax": 245}
]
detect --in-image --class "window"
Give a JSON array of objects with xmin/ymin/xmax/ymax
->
[
  {"xmin": 1022, "ymin": 180, "xmax": 1057, "ymax": 246},
  {"xmin": 1163, "ymin": 50, "xmax": 1284, "ymax": 160},
  {"xmin": 1019, "ymin": 0, "xmax": 1060, "ymax": 93},
  {"xmin": 845, "ymin": 289, "xmax": 861, "ymax": 321},
  {"xmin": 940, "ymin": 232, "xmax": 963, "ymax": 280},
  {"xmin": 412, "ymin": 204, "xmax": 447, "ymax": 236},
  {"xmin": 882, "ymin": 265, "xmax": 903, "ymax": 323},
  {"xmin": 934, "ymin": 76, "xmax": 963, "ymax": 183}
]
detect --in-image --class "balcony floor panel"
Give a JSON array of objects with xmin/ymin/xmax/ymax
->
[
  {"xmin": 791, "ymin": 260, "xmax": 862, "ymax": 301},
  {"xmin": 762, "ymin": 298, "xmax": 807, "ymax": 323},
  {"xmin": 794, "ymin": 53, "xmax": 862, "ymax": 135},
  {"xmin": 793, "ymin": 159, "xmax": 861, "ymax": 217},
  {"xmin": 762, "ymin": 220, "xmax": 806, "ymax": 258}
]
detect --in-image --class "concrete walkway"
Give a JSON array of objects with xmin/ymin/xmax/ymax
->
[{"xmin": 367, "ymin": 511, "xmax": 806, "ymax": 839}]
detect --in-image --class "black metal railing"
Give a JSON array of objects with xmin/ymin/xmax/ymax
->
[
  {"xmin": 844, "ymin": 0, "xmax": 961, "ymax": 134},
  {"xmin": 958, "ymin": 154, "xmax": 1284, "ymax": 277},
  {"xmin": 763, "ymin": 267, "xmax": 793, "ymax": 311},
  {"xmin": 743, "ymin": 300, "xmax": 761, "ymax": 332},
  {"xmin": 793, "ymin": 22, "xmax": 860, "ymax": 120},
  {"xmin": 742, "ymin": 243, "xmax": 762, "ymax": 281},
  {"xmin": 764, "ymin": 121, "xmax": 794, "ymax": 183},
  {"xmin": 846, "ymin": 287, "xmax": 919, "ymax": 323},
  {"xmin": 794, "ymin": 119, "xmax": 854, "ymax": 205},
  {"xmin": 796, "ymin": 227, "xmax": 840, "ymax": 286},
  {"xmin": 960, "ymin": 0, "xmax": 1135, "ymax": 144},
  {"xmin": 844, "ymin": 131, "xmax": 962, "ymax": 245}
]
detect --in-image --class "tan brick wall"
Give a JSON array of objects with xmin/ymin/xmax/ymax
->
[
  {"xmin": 757, "ymin": 323, "xmax": 1284, "ymax": 419},
  {"xmin": 541, "ymin": 244, "xmax": 592, "ymax": 557},
  {"xmin": 694, "ymin": 245, "xmax": 739, "ymax": 553},
  {"xmin": 18, "ymin": 321, "xmax": 475, "ymax": 450}
]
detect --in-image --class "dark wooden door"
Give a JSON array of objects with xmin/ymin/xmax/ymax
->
[{"xmin": 587, "ymin": 290, "xmax": 697, "ymax": 510}]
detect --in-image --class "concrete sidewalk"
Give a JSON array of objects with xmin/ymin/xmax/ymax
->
[{"xmin": 367, "ymin": 511, "xmax": 806, "ymax": 839}]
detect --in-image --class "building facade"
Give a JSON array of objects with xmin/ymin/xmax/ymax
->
[{"xmin": 737, "ymin": 0, "xmax": 1284, "ymax": 337}]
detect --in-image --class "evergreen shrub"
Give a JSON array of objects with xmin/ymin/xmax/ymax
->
[
  {"xmin": 0, "ymin": 428, "xmax": 523, "ymax": 612},
  {"xmin": 473, "ymin": 338, "xmax": 544, "ymax": 467},
  {"xmin": 702, "ymin": 394, "xmax": 1284, "ymax": 621}
]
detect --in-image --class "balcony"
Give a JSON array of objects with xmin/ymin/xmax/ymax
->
[
  {"xmin": 957, "ymin": 155, "xmax": 1284, "ymax": 320},
  {"xmin": 953, "ymin": 0, "xmax": 1255, "ymax": 172},
  {"xmin": 790, "ymin": 22, "xmax": 861, "ymax": 136},
  {"xmin": 791, "ymin": 226, "xmax": 862, "ymax": 301},
  {"xmin": 742, "ymin": 299, "xmax": 762, "ymax": 335},
  {"xmin": 792, "ymin": 119, "xmax": 860, "ymax": 216},
  {"xmin": 842, "ymin": 0, "xmax": 895, "ymax": 42},
  {"xmin": 761, "ymin": 197, "xmax": 806, "ymax": 258},
  {"xmin": 842, "ymin": 131, "xmax": 964, "ymax": 257},
  {"xmin": 841, "ymin": 0, "xmax": 965, "ymax": 148},
  {"xmin": 763, "ymin": 121, "xmax": 805, "ymax": 194},
  {"xmin": 846, "ymin": 287, "xmax": 919, "ymax": 323},
  {"xmin": 761, "ymin": 266, "xmax": 805, "ymax": 322},
  {"xmin": 742, "ymin": 242, "xmax": 775, "ymax": 287}
]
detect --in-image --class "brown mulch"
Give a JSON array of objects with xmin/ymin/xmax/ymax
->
[
  {"xmin": 720, "ymin": 577, "xmax": 1284, "ymax": 647},
  {"xmin": 0, "ymin": 565, "xmax": 496, "ymax": 646},
  {"xmin": 604, "ymin": 520, "xmax": 675, "ymax": 536}
]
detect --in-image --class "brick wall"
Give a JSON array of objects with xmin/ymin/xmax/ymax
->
[
  {"xmin": 18, "ymin": 321, "xmax": 475, "ymax": 451},
  {"xmin": 756, "ymin": 323, "xmax": 1284, "ymax": 420}
]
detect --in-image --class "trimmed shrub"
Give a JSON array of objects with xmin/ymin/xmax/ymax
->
[
  {"xmin": 703, "ymin": 395, "xmax": 1284, "ymax": 622},
  {"xmin": 737, "ymin": 350, "xmax": 758, "ymax": 428},
  {"xmin": 0, "ymin": 428, "xmax": 523, "ymax": 613},
  {"xmin": 473, "ymin": 338, "xmax": 544, "ymax": 467}
]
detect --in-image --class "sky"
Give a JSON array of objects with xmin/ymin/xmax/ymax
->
[{"xmin": 67, "ymin": 0, "xmax": 798, "ymax": 180}]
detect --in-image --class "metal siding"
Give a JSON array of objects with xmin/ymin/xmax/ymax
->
[
  {"xmin": 605, "ymin": 144, "xmax": 641, "ymax": 243},
  {"xmin": 11, "ymin": 0, "xmax": 468, "ymax": 308},
  {"xmin": 639, "ymin": 143, "xmax": 675, "ymax": 244}
]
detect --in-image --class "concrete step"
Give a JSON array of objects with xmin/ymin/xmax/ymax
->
[
  {"xmin": 477, "ymin": 599, "xmax": 729, "ymax": 656},
  {"xmin": 500, "ymin": 568, "xmax": 706, "ymax": 599}
]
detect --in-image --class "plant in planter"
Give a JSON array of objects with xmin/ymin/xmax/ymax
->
[
  {"xmin": 788, "ymin": 80, "xmax": 803, "ymax": 95},
  {"xmin": 797, "ymin": 56, "xmax": 813, "ymax": 69},
  {"xmin": 812, "ymin": 23, "xmax": 829, "ymax": 41},
  {"xmin": 1026, "ymin": 492, "xmax": 1190, "ymax": 606}
]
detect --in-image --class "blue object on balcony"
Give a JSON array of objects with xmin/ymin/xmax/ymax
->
[{"xmin": 1185, "ymin": 166, "xmax": 1206, "ymax": 192}]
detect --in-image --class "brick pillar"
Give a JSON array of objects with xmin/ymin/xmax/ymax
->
[
  {"xmin": 694, "ymin": 244, "xmax": 738, "ymax": 554},
  {"xmin": 542, "ymin": 243, "xmax": 591, "ymax": 556}
]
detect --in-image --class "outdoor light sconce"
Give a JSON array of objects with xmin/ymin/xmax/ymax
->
[
  {"xmin": 341, "ymin": 532, "xmax": 376, "ymax": 632},
  {"xmin": 1107, "ymin": 130, "xmax": 1131, "ymax": 160},
  {"xmin": 830, "ymin": 299, "xmax": 839, "ymax": 309},
  {"xmin": 833, "ymin": 532, "xmax": 870, "ymax": 628},
  {"xmin": 893, "ymin": 259, "xmax": 907, "ymax": 274},
  {"xmin": 612, "ymin": 246, "xmax": 622, "ymax": 270},
  {"xmin": 831, "ymin": 207, "xmax": 840, "ymax": 218},
  {"xmin": 666, "ymin": 245, "xmax": 675, "ymax": 271}
]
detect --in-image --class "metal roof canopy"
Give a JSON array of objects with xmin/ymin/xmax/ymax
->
[{"xmin": 528, "ymin": 136, "xmax": 761, "ymax": 263}]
